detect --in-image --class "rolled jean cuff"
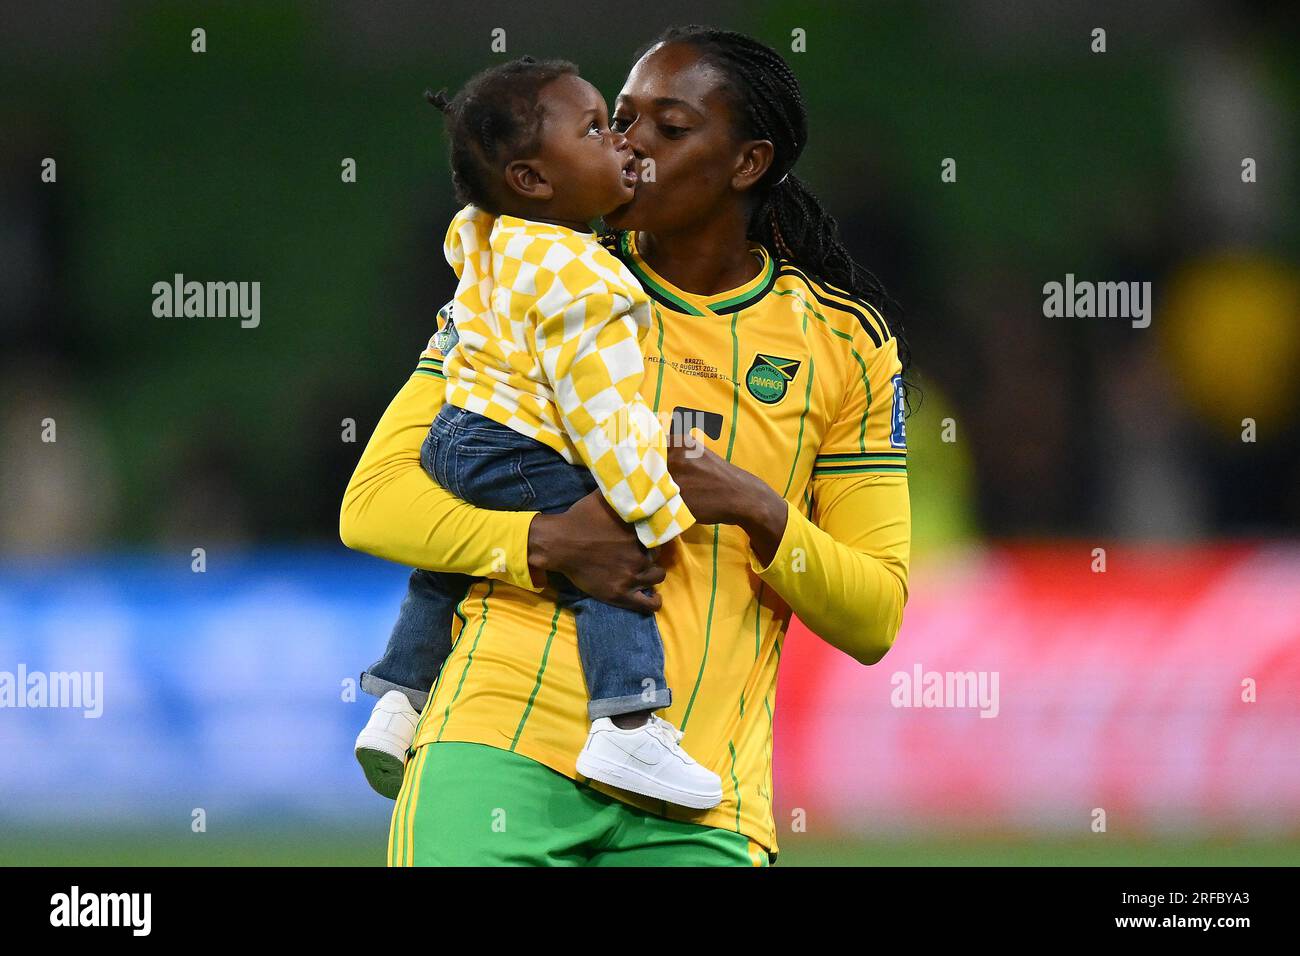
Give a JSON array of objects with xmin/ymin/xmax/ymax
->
[
  {"xmin": 587, "ymin": 687, "xmax": 672, "ymax": 720},
  {"xmin": 360, "ymin": 671, "xmax": 429, "ymax": 713}
]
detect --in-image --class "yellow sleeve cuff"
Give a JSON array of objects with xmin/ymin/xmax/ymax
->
[
  {"xmin": 496, "ymin": 512, "xmax": 545, "ymax": 592},
  {"xmin": 749, "ymin": 498, "xmax": 796, "ymax": 577}
]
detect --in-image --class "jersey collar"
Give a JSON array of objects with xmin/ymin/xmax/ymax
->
[{"xmin": 618, "ymin": 231, "xmax": 776, "ymax": 317}]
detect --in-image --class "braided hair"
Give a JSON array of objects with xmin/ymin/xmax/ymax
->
[
  {"xmin": 426, "ymin": 56, "xmax": 578, "ymax": 213},
  {"xmin": 643, "ymin": 26, "xmax": 910, "ymax": 375}
]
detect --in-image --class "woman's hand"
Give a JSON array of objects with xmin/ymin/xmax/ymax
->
[
  {"xmin": 667, "ymin": 433, "xmax": 789, "ymax": 565},
  {"xmin": 526, "ymin": 490, "xmax": 665, "ymax": 613}
]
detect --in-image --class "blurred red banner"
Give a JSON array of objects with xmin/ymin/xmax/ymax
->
[{"xmin": 773, "ymin": 544, "xmax": 1300, "ymax": 835}]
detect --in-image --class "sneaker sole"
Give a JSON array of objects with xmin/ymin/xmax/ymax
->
[
  {"xmin": 576, "ymin": 751, "xmax": 722, "ymax": 810},
  {"xmin": 356, "ymin": 745, "xmax": 407, "ymax": 800}
]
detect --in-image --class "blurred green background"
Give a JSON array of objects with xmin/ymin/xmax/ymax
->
[{"xmin": 5, "ymin": 0, "xmax": 1298, "ymax": 556}]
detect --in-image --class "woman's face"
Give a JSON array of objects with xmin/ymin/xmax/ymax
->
[{"xmin": 604, "ymin": 42, "xmax": 745, "ymax": 234}]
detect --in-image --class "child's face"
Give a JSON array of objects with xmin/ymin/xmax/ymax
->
[{"xmin": 529, "ymin": 74, "xmax": 637, "ymax": 223}]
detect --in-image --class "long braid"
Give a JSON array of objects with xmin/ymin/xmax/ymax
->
[{"xmin": 650, "ymin": 26, "xmax": 910, "ymax": 376}]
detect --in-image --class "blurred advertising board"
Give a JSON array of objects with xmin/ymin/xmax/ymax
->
[{"xmin": 1, "ymin": 545, "xmax": 1296, "ymax": 833}]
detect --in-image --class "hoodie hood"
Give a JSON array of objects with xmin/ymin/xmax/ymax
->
[
  {"xmin": 444, "ymin": 204, "xmax": 494, "ymax": 279},
  {"xmin": 444, "ymin": 204, "xmax": 496, "ymax": 330}
]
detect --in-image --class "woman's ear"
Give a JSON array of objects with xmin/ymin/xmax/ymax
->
[
  {"xmin": 505, "ymin": 159, "xmax": 553, "ymax": 201},
  {"xmin": 731, "ymin": 140, "xmax": 775, "ymax": 193}
]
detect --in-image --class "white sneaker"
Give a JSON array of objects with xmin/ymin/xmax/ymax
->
[
  {"xmin": 576, "ymin": 714, "xmax": 723, "ymax": 810},
  {"xmin": 355, "ymin": 690, "xmax": 420, "ymax": 800}
]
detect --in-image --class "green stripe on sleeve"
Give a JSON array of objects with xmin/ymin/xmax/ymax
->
[
  {"xmin": 812, "ymin": 464, "xmax": 907, "ymax": 476},
  {"xmin": 813, "ymin": 452, "xmax": 907, "ymax": 476},
  {"xmin": 815, "ymin": 451, "xmax": 906, "ymax": 461},
  {"xmin": 415, "ymin": 357, "xmax": 445, "ymax": 379}
]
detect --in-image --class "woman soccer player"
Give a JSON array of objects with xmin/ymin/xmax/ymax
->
[{"xmin": 341, "ymin": 25, "xmax": 911, "ymax": 866}]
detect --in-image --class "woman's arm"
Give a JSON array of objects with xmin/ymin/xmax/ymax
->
[
  {"xmin": 667, "ymin": 440, "xmax": 908, "ymax": 664},
  {"xmin": 745, "ymin": 474, "xmax": 908, "ymax": 665},
  {"xmin": 339, "ymin": 371, "xmax": 538, "ymax": 588},
  {"xmin": 340, "ymin": 369, "xmax": 665, "ymax": 611}
]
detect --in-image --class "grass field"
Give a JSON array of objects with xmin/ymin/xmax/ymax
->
[{"xmin": 4, "ymin": 826, "xmax": 1297, "ymax": 866}]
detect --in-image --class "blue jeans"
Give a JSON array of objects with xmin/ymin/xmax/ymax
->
[{"xmin": 361, "ymin": 405, "xmax": 672, "ymax": 720}]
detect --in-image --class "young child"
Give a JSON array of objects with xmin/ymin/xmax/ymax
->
[{"xmin": 353, "ymin": 57, "xmax": 722, "ymax": 811}]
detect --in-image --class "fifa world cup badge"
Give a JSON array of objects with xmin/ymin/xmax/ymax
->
[{"xmin": 432, "ymin": 301, "xmax": 459, "ymax": 355}]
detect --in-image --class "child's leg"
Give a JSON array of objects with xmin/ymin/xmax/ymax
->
[
  {"xmin": 360, "ymin": 567, "xmax": 475, "ymax": 712},
  {"xmin": 355, "ymin": 410, "xmax": 481, "ymax": 800},
  {"xmin": 430, "ymin": 407, "xmax": 671, "ymax": 717},
  {"xmin": 427, "ymin": 407, "xmax": 719, "ymax": 809},
  {"xmin": 360, "ymin": 412, "xmax": 481, "ymax": 712},
  {"xmin": 562, "ymin": 592, "xmax": 672, "ymax": 718}
]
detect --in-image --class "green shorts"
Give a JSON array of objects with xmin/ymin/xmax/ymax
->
[{"xmin": 388, "ymin": 741, "xmax": 770, "ymax": 867}]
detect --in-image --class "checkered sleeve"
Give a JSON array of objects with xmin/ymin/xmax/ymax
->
[{"xmin": 534, "ymin": 278, "xmax": 695, "ymax": 548}]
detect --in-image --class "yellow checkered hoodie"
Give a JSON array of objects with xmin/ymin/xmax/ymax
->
[{"xmin": 440, "ymin": 205, "xmax": 694, "ymax": 548}]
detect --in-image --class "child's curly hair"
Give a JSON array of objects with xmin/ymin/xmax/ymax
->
[{"xmin": 426, "ymin": 56, "xmax": 579, "ymax": 213}]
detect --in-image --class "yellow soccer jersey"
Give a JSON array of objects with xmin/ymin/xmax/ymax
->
[
  {"xmin": 404, "ymin": 231, "xmax": 909, "ymax": 858},
  {"xmin": 441, "ymin": 205, "xmax": 692, "ymax": 548}
]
